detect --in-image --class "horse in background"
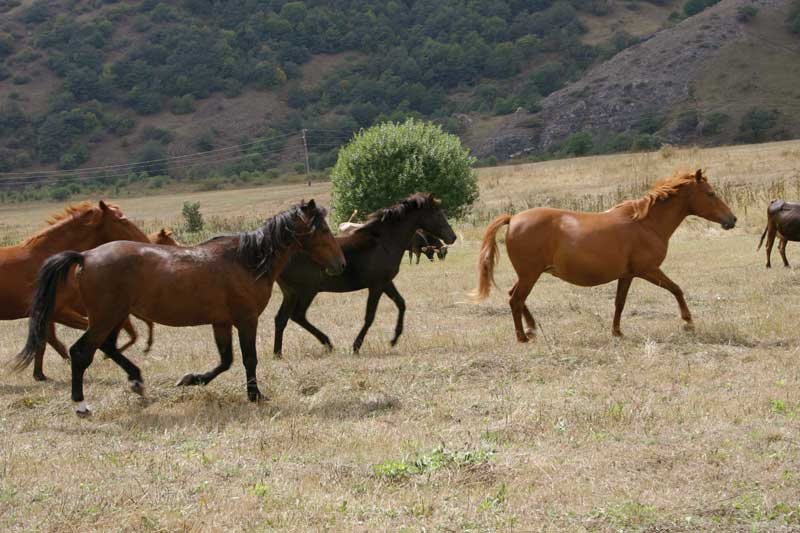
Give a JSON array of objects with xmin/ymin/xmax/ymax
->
[
  {"xmin": 0, "ymin": 201, "xmax": 151, "ymax": 380},
  {"xmin": 473, "ymin": 170, "xmax": 737, "ymax": 342},
  {"xmin": 757, "ymin": 199, "xmax": 800, "ymax": 268},
  {"xmin": 149, "ymin": 228, "xmax": 179, "ymax": 246},
  {"xmin": 274, "ymin": 193, "xmax": 457, "ymax": 356},
  {"xmin": 407, "ymin": 229, "xmax": 449, "ymax": 264},
  {"xmin": 11, "ymin": 200, "xmax": 344, "ymax": 417}
]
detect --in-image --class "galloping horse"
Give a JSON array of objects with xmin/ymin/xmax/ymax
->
[
  {"xmin": 0, "ymin": 201, "xmax": 152, "ymax": 380},
  {"xmin": 274, "ymin": 193, "xmax": 457, "ymax": 355},
  {"xmin": 473, "ymin": 170, "xmax": 737, "ymax": 341},
  {"xmin": 12, "ymin": 200, "xmax": 345, "ymax": 416}
]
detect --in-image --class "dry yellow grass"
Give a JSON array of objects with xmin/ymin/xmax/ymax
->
[{"xmin": 1, "ymin": 141, "xmax": 800, "ymax": 531}]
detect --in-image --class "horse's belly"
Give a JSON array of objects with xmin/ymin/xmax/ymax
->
[{"xmin": 546, "ymin": 264, "xmax": 619, "ymax": 287}]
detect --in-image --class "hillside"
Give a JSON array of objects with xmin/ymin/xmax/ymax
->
[
  {"xmin": 0, "ymin": 0, "xmax": 799, "ymax": 193},
  {"xmin": 479, "ymin": 0, "xmax": 800, "ymax": 158}
]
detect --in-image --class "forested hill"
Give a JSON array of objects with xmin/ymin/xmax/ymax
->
[{"xmin": 0, "ymin": 0, "xmax": 799, "ymax": 187}]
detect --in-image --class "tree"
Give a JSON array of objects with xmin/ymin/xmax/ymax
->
[
  {"xmin": 738, "ymin": 108, "xmax": 779, "ymax": 142},
  {"xmin": 182, "ymin": 201, "xmax": 204, "ymax": 232},
  {"xmin": 330, "ymin": 119, "xmax": 478, "ymax": 222},
  {"xmin": 562, "ymin": 132, "xmax": 593, "ymax": 156}
]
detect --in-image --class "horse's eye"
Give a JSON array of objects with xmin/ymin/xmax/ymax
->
[{"xmin": 707, "ymin": 192, "xmax": 715, "ymax": 197}]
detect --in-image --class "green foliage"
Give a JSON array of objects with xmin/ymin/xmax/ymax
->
[
  {"xmin": 631, "ymin": 133, "xmax": 658, "ymax": 151},
  {"xmin": 736, "ymin": 5, "xmax": 758, "ymax": 22},
  {"xmin": 135, "ymin": 141, "xmax": 169, "ymax": 176},
  {"xmin": 700, "ymin": 112, "xmax": 730, "ymax": 136},
  {"xmin": 788, "ymin": 0, "xmax": 800, "ymax": 34},
  {"xmin": 171, "ymin": 95, "xmax": 197, "ymax": 115},
  {"xmin": 738, "ymin": 108, "xmax": 779, "ymax": 142},
  {"xmin": 373, "ymin": 445, "xmax": 494, "ymax": 482},
  {"xmin": 0, "ymin": 33, "xmax": 13, "ymax": 59},
  {"xmin": 562, "ymin": 131, "xmax": 594, "ymax": 156},
  {"xmin": 182, "ymin": 201, "xmax": 204, "ymax": 232},
  {"xmin": 683, "ymin": 0, "xmax": 719, "ymax": 16},
  {"xmin": 331, "ymin": 120, "xmax": 477, "ymax": 222}
]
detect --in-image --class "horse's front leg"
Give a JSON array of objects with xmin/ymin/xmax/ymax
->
[
  {"xmin": 352, "ymin": 287, "xmax": 383, "ymax": 353},
  {"xmin": 382, "ymin": 281, "xmax": 406, "ymax": 347},
  {"xmin": 176, "ymin": 324, "xmax": 233, "ymax": 387},
  {"xmin": 612, "ymin": 277, "xmax": 633, "ymax": 337},
  {"xmin": 639, "ymin": 269, "xmax": 693, "ymax": 330},
  {"xmin": 237, "ymin": 321, "xmax": 263, "ymax": 402}
]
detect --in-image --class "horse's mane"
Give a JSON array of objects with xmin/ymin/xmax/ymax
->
[
  {"xmin": 236, "ymin": 201, "xmax": 326, "ymax": 279},
  {"xmin": 22, "ymin": 201, "xmax": 107, "ymax": 246},
  {"xmin": 338, "ymin": 192, "xmax": 439, "ymax": 250},
  {"xmin": 612, "ymin": 171, "xmax": 701, "ymax": 220}
]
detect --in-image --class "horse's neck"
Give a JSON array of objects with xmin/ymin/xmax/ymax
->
[
  {"xmin": 379, "ymin": 214, "xmax": 421, "ymax": 260},
  {"xmin": 26, "ymin": 220, "xmax": 103, "ymax": 257},
  {"xmin": 640, "ymin": 194, "xmax": 690, "ymax": 240}
]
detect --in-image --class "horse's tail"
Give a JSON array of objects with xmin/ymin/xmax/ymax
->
[
  {"xmin": 10, "ymin": 251, "xmax": 84, "ymax": 373},
  {"xmin": 757, "ymin": 221, "xmax": 769, "ymax": 251},
  {"xmin": 472, "ymin": 214, "xmax": 512, "ymax": 300}
]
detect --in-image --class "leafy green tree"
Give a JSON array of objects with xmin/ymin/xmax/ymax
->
[
  {"xmin": 738, "ymin": 108, "xmax": 779, "ymax": 142},
  {"xmin": 331, "ymin": 120, "xmax": 478, "ymax": 222},
  {"xmin": 182, "ymin": 201, "xmax": 204, "ymax": 232},
  {"xmin": 562, "ymin": 132, "xmax": 593, "ymax": 156}
]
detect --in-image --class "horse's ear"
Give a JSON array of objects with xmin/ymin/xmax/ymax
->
[
  {"xmin": 694, "ymin": 169, "xmax": 704, "ymax": 182},
  {"xmin": 99, "ymin": 200, "xmax": 110, "ymax": 211},
  {"xmin": 307, "ymin": 199, "xmax": 316, "ymax": 210}
]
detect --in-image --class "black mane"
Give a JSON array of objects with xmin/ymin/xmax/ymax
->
[
  {"xmin": 237, "ymin": 201, "xmax": 326, "ymax": 279},
  {"xmin": 358, "ymin": 192, "xmax": 439, "ymax": 231}
]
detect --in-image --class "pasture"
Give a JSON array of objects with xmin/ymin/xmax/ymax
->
[{"xmin": 1, "ymin": 141, "xmax": 800, "ymax": 531}]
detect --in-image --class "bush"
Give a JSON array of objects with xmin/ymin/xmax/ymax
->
[
  {"xmin": 736, "ymin": 5, "xmax": 758, "ymax": 22},
  {"xmin": 182, "ymin": 201, "xmax": 204, "ymax": 232},
  {"xmin": 700, "ymin": 112, "xmax": 730, "ymax": 136},
  {"xmin": 738, "ymin": 108, "xmax": 779, "ymax": 142},
  {"xmin": 171, "ymin": 94, "xmax": 196, "ymax": 115},
  {"xmin": 788, "ymin": 0, "xmax": 800, "ymax": 33},
  {"xmin": 330, "ymin": 119, "xmax": 478, "ymax": 222},
  {"xmin": 562, "ymin": 131, "xmax": 594, "ymax": 156}
]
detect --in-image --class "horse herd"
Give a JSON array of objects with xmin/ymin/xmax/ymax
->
[{"xmin": 0, "ymin": 169, "xmax": 790, "ymax": 417}]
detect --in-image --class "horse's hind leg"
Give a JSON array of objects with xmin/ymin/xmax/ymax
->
[
  {"xmin": 383, "ymin": 282, "xmax": 406, "ymax": 347},
  {"xmin": 509, "ymin": 275, "xmax": 539, "ymax": 343},
  {"xmin": 46, "ymin": 322, "xmax": 70, "ymax": 360},
  {"xmin": 99, "ymin": 326, "xmax": 145, "ymax": 396},
  {"xmin": 176, "ymin": 324, "xmax": 233, "ymax": 387},
  {"xmin": 117, "ymin": 317, "xmax": 138, "ymax": 353},
  {"xmin": 765, "ymin": 223, "xmax": 777, "ymax": 268},
  {"xmin": 612, "ymin": 277, "xmax": 633, "ymax": 337},
  {"xmin": 639, "ymin": 269, "xmax": 693, "ymax": 331},
  {"xmin": 69, "ymin": 319, "xmax": 121, "ymax": 417},
  {"xmin": 779, "ymin": 237, "xmax": 790, "ymax": 267}
]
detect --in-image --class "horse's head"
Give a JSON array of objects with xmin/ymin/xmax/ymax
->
[
  {"xmin": 93, "ymin": 201, "xmax": 150, "ymax": 243},
  {"xmin": 150, "ymin": 228, "xmax": 178, "ymax": 246},
  {"xmin": 686, "ymin": 170, "xmax": 737, "ymax": 230},
  {"xmin": 296, "ymin": 199, "xmax": 346, "ymax": 275},
  {"xmin": 417, "ymin": 193, "xmax": 457, "ymax": 245},
  {"xmin": 436, "ymin": 245, "xmax": 448, "ymax": 260}
]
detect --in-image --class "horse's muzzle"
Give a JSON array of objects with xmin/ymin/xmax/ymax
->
[
  {"xmin": 325, "ymin": 257, "xmax": 346, "ymax": 276},
  {"xmin": 721, "ymin": 216, "xmax": 737, "ymax": 230}
]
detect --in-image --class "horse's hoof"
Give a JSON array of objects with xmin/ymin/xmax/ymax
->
[
  {"xmin": 176, "ymin": 374, "xmax": 202, "ymax": 387},
  {"xmin": 683, "ymin": 322, "xmax": 695, "ymax": 332},
  {"xmin": 389, "ymin": 339, "xmax": 398, "ymax": 347},
  {"xmin": 525, "ymin": 328, "xmax": 536, "ymax": 339},
  {"xmin": 33, "ymin": 373, "xmax": 48, "ymax": 382},
  {"xmin": 515, "ymin": 336, "xmax": 530, "ymax": 343},
  {"xmin": 129, "ymin": 380, "xmax": 145, "ymax": 396},
  {"xmin": 248, "ymin": 389, "xmax": 265, "ymax": 403},
  {"xmin": 273, "ymin": 352, "xmax": 283, "ymax": 360},
  {"xmin": 612, "ymin": 330, "xmax": 623, "ymax": 338},
  {"xmin": 75, "ymin": 402, "xmax": 91, "ymax": 418},
  {"xmin": 324, "ymin": 342, "xmax": 334, "ymax": 352}
]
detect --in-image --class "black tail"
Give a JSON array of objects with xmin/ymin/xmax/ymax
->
[{"xmin": 10, "ymin": 251, "xmax": 84, "ymax": 373}]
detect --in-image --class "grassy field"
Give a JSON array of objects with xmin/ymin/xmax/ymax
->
[{"xmin": 1, "ymin": 142, "xmax": 800, "ymax": 530}]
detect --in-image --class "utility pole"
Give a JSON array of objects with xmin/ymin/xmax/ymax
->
[{"xmin": 301, "ymin": 129, "xmax": 311, "ymax": 187}]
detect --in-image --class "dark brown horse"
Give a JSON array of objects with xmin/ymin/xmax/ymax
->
[
  {"xmin": 274, "ymin": 193, "xmax": 456, "ymax": 356},
  {"xmin": 757, "ymin": 199, "xmax": 800, "ymax": 268},
  {"xmin": 12, "ymin": 200, "xmax": 345, "ymax": 417},
  {"xmin": 0, "ymin": 201, "xmax": 152, "ymax": 380},
  {"xmin": 473, "ymin": 170, "xmax": 737, "ymax": 341},
  {"xmin": 407, "ymin": 230, "xmax": 449, "ymax": 264}
]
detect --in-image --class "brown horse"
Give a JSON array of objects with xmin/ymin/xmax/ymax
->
[
  {"xmin": 12, "ymin": 200, "xmax": 345, "ymax": 417},
  {"xmin": 757, "ymin": 199, "xmax": 800, "ymax": 268},
  {"xmin": 148, "ymin": 228, "xmax": 179, "ymax": 246},
  {"xmin": 473, "ymin": 170, "xmax": 737, "ymax": 341},
  {"xmin": 0, "ymin": 201, "xmax": 152, "ymax": 380}
]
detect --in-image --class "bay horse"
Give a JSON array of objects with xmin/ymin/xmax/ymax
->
[
  {"xmin": 274, "ymin": 193, "xmax": 457, "ymax": 356},
  {"xmin": 0, "ymin": 201, "xmax": 152, "ymax": 380},
  {"xmin": 757, "ymin": 199, "xmax": 800, "ymax": 268},
  {"xmin": 11, "ymin": 200, "xmax": 344, "ymax": 417},
  {"xmin": 473, "ymin": 170, "xmax": 737, "ymax": 341}
]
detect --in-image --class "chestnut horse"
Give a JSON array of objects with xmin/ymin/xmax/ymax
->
[
  {"xmin": 474, "ymin": 170, "xmax": 737, "ymax": 341},
  {"xmin": 0, "ymin": 201, "xmax": 152, "ymax": 380},
  {"xmin": 12, "ymin": 200, "xmax": 345, "ymax": 417},
  {"xmin": 148, "ymin": 228, "xmax": 179, "ymax": 246}
]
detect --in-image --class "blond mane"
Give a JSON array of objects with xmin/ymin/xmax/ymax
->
[
  {"xmin": 613, "ymin": 171, "xmax": 702, "ymax": 220},
  {"xmin": 22, "ymin": 202, "xmax": 106, "ymax": 246}
]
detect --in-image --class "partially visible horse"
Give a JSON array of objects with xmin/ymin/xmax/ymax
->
[
  {"xmin": 757, "ymin": 199, "xmax": 800, "ymax": 268},
  {"xmin": 11, "ymin": 200, "xmax": 345, "ymax": 417},
  {"xmin": 274, "ymin": 193, "xmax": 457, "ymax": 356},
  {"xmin": 407, "ymin": 230, "xmax": 448, "ymax": 264},
  {"xmin": 149, "ymin": 228, "xmax": 179, "ymax": 246},
  {"xmin": 473, "ymin": 170, "xmax": 737, "ymax": 341},
  {"xmin": 0, "ymin": 201, "xmax": 151, "ymax": 380}
]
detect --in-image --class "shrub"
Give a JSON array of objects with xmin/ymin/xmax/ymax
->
[
  {"xmin": 788, "ymin": 0, "xmax": 800, "ymax": 33},
  {"xmin": 182, "ymin": 201, "xmax": 204, "ymax": 232},
  {"xmin": 700, "ymin": 112, "xmax": 730, "ymax": 136},
  {"xmin": 736, "ymin": 5, "xmax": 758, "ymax": 22},
  {"xmin": 0, "ymin": 33, "xmax": 13, "ymax": 59},
  {"xmin": 135, "ymin": 141, "xmax": 169, "ymax": 176},
  {"xmin": 171, "ymin": 94, "xmax": 196, "ymax": 115},
  {"xmin": 562, "ymin": 131, "xmax": 594, "ymax": 156},
  {"xmin": 331, "ymin": 119, "xmax": 478, "ymax": 222},
  {"xmin": 738, "ymin": 108, "xmax": 779, "ymax": 142}
]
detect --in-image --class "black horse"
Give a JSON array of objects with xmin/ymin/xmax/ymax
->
[{"xmin": 274, "ymin": 193, "xmax": 457, "ymax": 355}]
